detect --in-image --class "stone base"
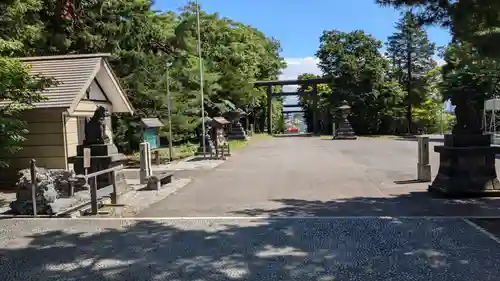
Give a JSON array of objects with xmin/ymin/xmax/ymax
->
[
  {"xmin": 429, "ymin": 134, "xmax": 500, "ymax": 197},
  {"xmin": 77, "ymin": 143, "xmax": 119, "ymax": 156},
  {"xmin": 69, "ymin": 143, "xmax": 128, "ymax": 190},
  {"xmin": 417, "ymin": 163, "xmax": 431, "ymax": 182},
  {"xmin": 144, "ymin": 173, "xmax": 173, "ymax": 191},
  {"xmin": 333, "ymin": 117, "xmax": 357, "ymax": 140},
  {"xmin": 227, "ymin": 121, "xmax": 248, "ymax": 140},
  {"xmin": 332, "ymin": 136, "xmax": 358, "ymax": 140}
]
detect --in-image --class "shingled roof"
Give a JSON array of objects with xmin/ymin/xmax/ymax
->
[{"xmin": 0, "ymin": 53, "xmax": 134, "ymax": 114}]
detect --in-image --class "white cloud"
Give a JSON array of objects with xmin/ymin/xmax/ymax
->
[
  {"xmin": 436, "ymin": 58, "xmax": 446, "ymax": 66},
  {"xmin": 279, "ymin": 57, "xmax": 322, "ymax": 105},
  {"xmin": 279, "ymin": 57, "xmax": 321, "ymax": 92}
]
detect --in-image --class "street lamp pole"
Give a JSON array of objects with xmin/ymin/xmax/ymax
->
[
  {"xmin": 196, "ymin": 0, "xmax": 206, "ymax": 158},
  {"xmin": 166, "ymin": 62, "xmax": 174, "ymax": 162}
]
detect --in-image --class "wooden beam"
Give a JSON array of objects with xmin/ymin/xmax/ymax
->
[
  {"xmin": 283, "ymin": 104, "xmax": 302, "ymax": 108},
  {"xmin": 271, "ymin": 92, "xmax": 314, "ymax": 97},
  {"xmin": 254, "ymin": 77, "xmax": 331, "ymax": 87},
  {"xmin": 267, "ymin": 86, "xmax": 273, "ymax": 135},
  {"xmin": 312, "ymin": 84, "xmax": 319, "ymax": 135}
]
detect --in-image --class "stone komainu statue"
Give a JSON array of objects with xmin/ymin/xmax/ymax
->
[
  {"xmin": 84, "ymin": 106, "xmax": 110, "ymax": 145},
  {"xmin": 452, "ymin": 95, "xmax": 483, "ymax": 135}
]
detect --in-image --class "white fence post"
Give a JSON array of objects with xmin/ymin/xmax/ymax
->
[
  {"xmin": 140, "ymin": 142, "xmax": 152, "ymax": 184},
  {"xmin": 417, "ymin": 136, "xmax": 431, "ymax": 182}
]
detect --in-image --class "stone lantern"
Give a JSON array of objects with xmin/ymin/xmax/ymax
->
[
  {"xmin": 333, "ymin": 100, "xmax": 357, "ymax": 140},
  {"xmin": 223, "ymin": 109, "xmax": 248, "ymax": 140},
  {"xmin": 429, "ymin": 95, "xmax": 500, "ymax": 196}
]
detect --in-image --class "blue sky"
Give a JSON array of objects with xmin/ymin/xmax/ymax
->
[
  {"xmin": 153, "ymin": 0, "xmax": 452, "ymax": 107},
  {"xmin": 153, "ymin": 0, "xmax": 451, "ymax": 58}
]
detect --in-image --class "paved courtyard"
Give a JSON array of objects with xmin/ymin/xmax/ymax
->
[
  {"xmin": 2, "ymin": 136, "xmax": 500, "ymax": 280},
  {"xmin": 138, "ymin": 136, "xmax": 500, "ymax": 217}
]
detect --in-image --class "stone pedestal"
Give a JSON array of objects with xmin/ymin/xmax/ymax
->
[
  {"xmin": 69, "ymin": 143, "xmax": 127, "ymax": 191},
  {"xmin": 429, "ymin": 134, "xmax": 500, "ymax": 196},
  {"xmin": 333, "ymin": 118, "xmax": 357, "ymax": 140},
  {"xmin": 196, "ymin": 132, "xmax": 215, "ymax": 156},
  {"xmin": 418, "ymin": 164, "xmax": 432, "ymax": 182},
  {"xmin": 228, "ymin": 121, "xmax": 248, "ymax": 140}
]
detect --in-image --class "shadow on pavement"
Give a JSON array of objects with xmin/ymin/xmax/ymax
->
[
  {"xmin": 393, "ymin": 179, "xmax": 423, "ymax": 184},
  {"xmin": 2, "ymin": 211, "xmax": 500, "ymax": 280},
  {"xmin": 232, "ymin": 192, "xmax": 500, "ymax": 217},
  {"xmin": 393, "ymin": 137, "xmax": 445, "ymax": 143}
]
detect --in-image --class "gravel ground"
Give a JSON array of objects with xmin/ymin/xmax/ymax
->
[
  {"xmin": 0, "ymin": 218, "xmax": 500, "ymax": 281},
  {"xmin": 98, "ymin": 178, "xmax": 192, "ymax": 217}
]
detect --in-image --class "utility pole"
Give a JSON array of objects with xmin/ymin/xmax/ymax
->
[
  {"xmin": 166, "ymin": 62, "xmax": 174, "ymax": 162},
  {"xmin": 196, "ymin": 0, "xmax": 206, "ymax": 158}
]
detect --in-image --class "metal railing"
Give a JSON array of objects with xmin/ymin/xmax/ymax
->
[
  {"xmin": 82, "ymin": 166, "xmax": 122, "ymax": 215},
  {"xmin": 28, "ymin": 160, "xmax": 122, "ymax": 217}
]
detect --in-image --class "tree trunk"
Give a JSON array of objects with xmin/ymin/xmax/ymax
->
[{"xmin": 406, "ymin": 36, "xmax": 413, "ymax": 134}]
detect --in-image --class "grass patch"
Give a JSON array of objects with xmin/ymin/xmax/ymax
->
[
  {"xmin": 250, "ymin": 133, "xmax": 273, "ymax": 141},
  {"xmin": 126, "ymin": 133, "xmax": 271, "ymax": 166},
  {"xmin": 321, "ymin": 134, "xmax": 399, "ymax": 140},
  {"xmin": 227, "ymin": 133, "xmax": 272, "ymax": 151},
  {"xmin": 228, "ymin": 139, "xmax": 248, "ymax": 150},
  {"xmin": 357, "ymin": 135, "xmax": 399, "ymax": 139}
]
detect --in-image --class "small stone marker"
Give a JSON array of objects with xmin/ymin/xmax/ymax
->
[
  {"xmin": 83, "ymin": 148, "xmax": 91, "ymax": 169},
  {"xmin": 139, "ymin": 142, "xmax": 152, "ymax": 184},
  {"xmin": 146, "ymin": 175, "xmax": 161, "ymax": 191},
  {"xmin": 417, "ymin": 136, "xmax": 431, "ymax": 182}
]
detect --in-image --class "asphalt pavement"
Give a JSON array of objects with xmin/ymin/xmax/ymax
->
[{"xmin": 2, "ymin": 137, "xmax": 500, "ymax": 280}]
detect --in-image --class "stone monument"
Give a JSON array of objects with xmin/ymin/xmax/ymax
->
[
  {"xmin": 333, "ymin": 101, "xmax": 357, "ymax": 140},
  {"xmin": 68, "ymin": 106, "xmax": 127, "ymax": 191},
  {"xmin": 223, "ymin": 109, "xmax": 248, "ymax": 140},
  {"xmin": 211, "ymin": 116, "xmax": 231, "ymax": 159},
  {"xmin": 429, "ymin": 93, "xmax": 500, "ymax": 196},
  {"xmin": 9, "ymin": 167, "xmax": 59, "ymax": 215},
  {"xmin": 9, "ymin": 167, "xmax": 88, "ymax": 215},
  {"xmin": 196, "ymin": 117, "xmax": 215, "ymax": 156}
]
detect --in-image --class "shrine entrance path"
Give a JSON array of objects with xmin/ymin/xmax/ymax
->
[
  {"xmin": 137, "ymin": 136, "xmax": 500, "ymax": 218},
  {"xmin": 3, "ymin": 137, "xmax": 500, "ymax": 280}
]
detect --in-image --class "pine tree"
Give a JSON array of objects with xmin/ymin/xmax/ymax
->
[{"xmin": 386, "ymin": 11, "xmax": 436, "ymax": 133}]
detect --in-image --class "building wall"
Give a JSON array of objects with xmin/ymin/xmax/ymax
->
[
  {"xmin": 10, "ymin": 108, "xmax": 66, "ymax": 169},
  {"xmin": 64, "ymin": 115, "xmax": 79, "ymax": 171},
  {"xmin": 0, "ymin": 108, "xmax": 66, "ymax": 188}
]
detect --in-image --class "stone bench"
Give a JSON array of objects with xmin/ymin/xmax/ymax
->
[{"xmin": 144, "ymin": 172, "xmax": 173, "ymax": 191}]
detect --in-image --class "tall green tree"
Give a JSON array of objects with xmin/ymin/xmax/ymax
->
[
  {"xmin": 0, "ymin": 0, "xmax": 54, "ymax": 166},
  {"xmin": 1, "ymin": 0, "xmax": 286, "ymax": 153},
  {"xmin": 316, "ymin": 30, "xmax": 393, "ymax": 133},
  {"xmin": 0, "ymin": 0, "xmax": 43, "ymax": 57},
  {"xmin": 377, "ymin": 0, "xmax": 500, "ymax": 134},
  {"xmin": 386, "ymin": 11, "xmax": 436, "ymax": 132},
  {"xmin": 376, "ymin": 0, "xmax": 500, "ymax": 58}
]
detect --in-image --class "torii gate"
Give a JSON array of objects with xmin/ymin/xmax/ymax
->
[{"xmin": 254, "ymin": 78, "xmax": 330, "ymax": 135}]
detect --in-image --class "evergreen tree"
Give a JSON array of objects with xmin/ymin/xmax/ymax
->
[{"xmin": 386, "ymin": 11, "xmax": 436, "ymax": 133}]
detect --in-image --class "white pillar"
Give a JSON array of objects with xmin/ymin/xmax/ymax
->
[
  {"xmin": 417, "ymin": 136, "xmax": 431, "ymax": 182},
  {"xmin": 140, "ymin": 142, "xmax": 152, "ymax": 184}
]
